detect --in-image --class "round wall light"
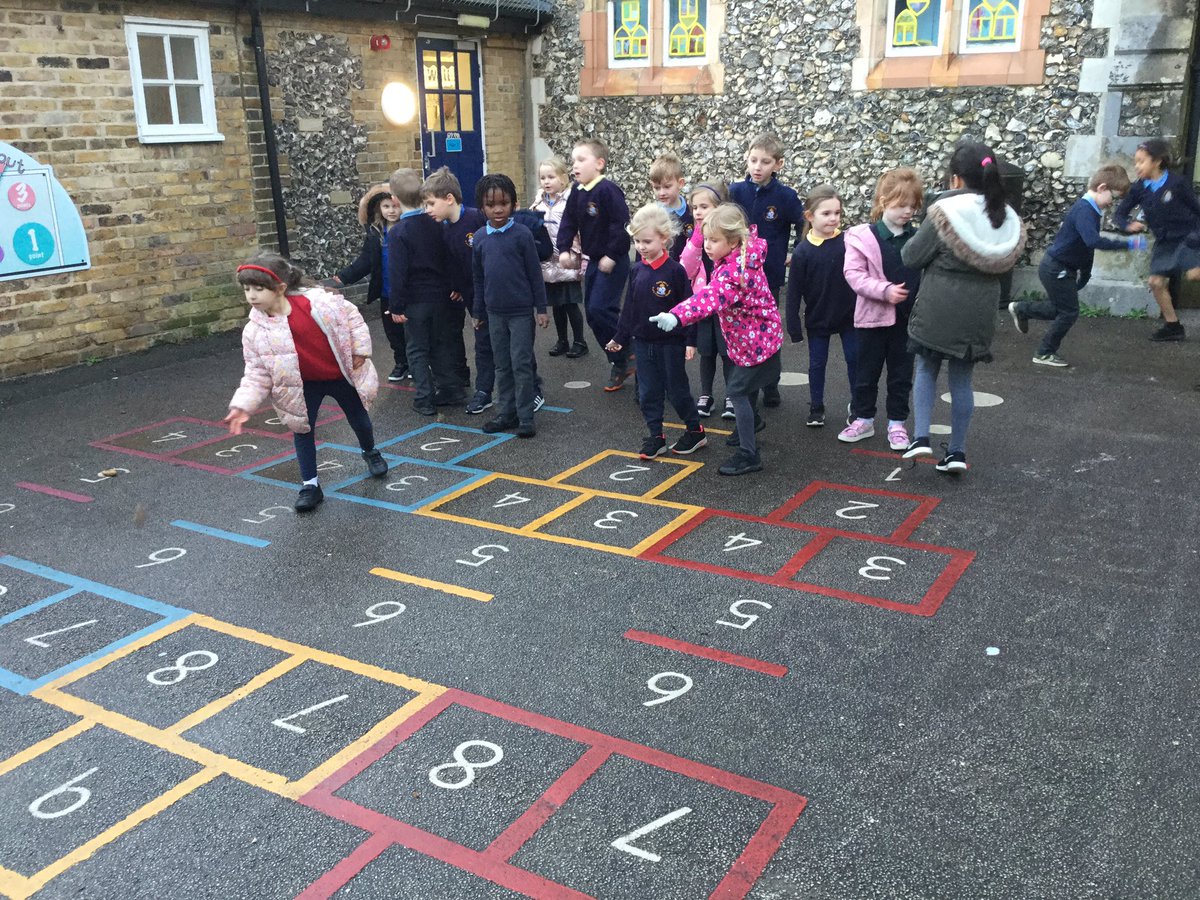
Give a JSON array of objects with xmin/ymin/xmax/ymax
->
[{"xmin": 381, "ymin": 82, "xmax": 417, "ymax": 126}]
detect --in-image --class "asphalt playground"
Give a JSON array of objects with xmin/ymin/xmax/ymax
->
[{"xmin": 0, "ymin": 304, "xmax": 1198, "ymax": 899}]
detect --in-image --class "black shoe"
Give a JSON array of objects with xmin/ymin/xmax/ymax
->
[
  {"xmin": 605, "ymin": 363, "xmax": 631, "ymax": 392},
  {"xmin": 516, "ymin": 421, "xmax": 536, "ymax": 438},
  {"xmin": 483, "ymin": 415, "xmax": 519, "ymax": 434},
  {"xmin": 762, "ymin": 385, "xmax": 781, "ymax": 408},
  {"xmin": 434, "ymin": 392, "xmax": 466, "ymax": 407},
  {"xmin": 1008, "ymin": 302, "xmax": 1029, "ymax": 334},
  {"xmin": 565, "ymin": 341, "xmax": 589, "ymax": 358},
  {"xmin": 670, "ymin": 427, "xmax": 707, "ymax": 455},
  {"xmin": 639, "ymin": 435, "xmax": 667, "ymax": 458},
  {"xmin": 548, "ymin": 339, "xmax": 570, "ymax": 356},
  {"xmin": 725, "ymin": 414, "xmax": 765, "ymax": 446},
  {"xmin": 903, "ymin": 437, "xmax": 934, "ymax": 459},
  {"xmin": 806, "ymin": 405, "xmax": 825, "ymax": 428},
  {"xmin": 413, "ymin": 401, "xmax": 436, "ymax": 416},
  {"xmin": 718, "ymin": 449, "xmax": 762, "ymax": 476},
  {"xmin": 935, "ymin": 450, "xmax": 967, "ymax": 473},
  {"xmin": 696, "ymin": 395, "xmax": 714, "ymax": 418},
  {"xmin": 1150, "ymin": 321, "xmax": 1185, "ymax": 342},
  {"xmin": 362, "ymin": 449, "xmax": 388, "ymax": 478},
  {"xmin": 388, "ymin": 365, "xmax": 410, "ymax": 382},
  {"xmin": 294, "ymin": 484, "xmax": 324, "ymax": 512}
]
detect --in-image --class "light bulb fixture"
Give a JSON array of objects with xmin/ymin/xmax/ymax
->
[
  {"xmin": 381, "ymin": 82, "xmax": 417, "ymax": 125},
  {"xmin": 456, "ymin": 13, "xmax": 490, "ymax": 28}
]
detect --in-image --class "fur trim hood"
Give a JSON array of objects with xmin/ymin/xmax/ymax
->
[
  {"xmin": 928, "ymin": 192, "xmax": 1026, "ymax": 274},
  {"xmin": 357, "ymin": 183, "xmax": 393, "ymax": 227}
]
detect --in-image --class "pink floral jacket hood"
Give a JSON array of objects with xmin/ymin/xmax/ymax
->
[
  {"xmin": 668, "ymin": 228, "xmax": 783, "ymax": 367},
  {"xmin": 229, "ymin": 286, "xmax": 379, "ymax": 433}
]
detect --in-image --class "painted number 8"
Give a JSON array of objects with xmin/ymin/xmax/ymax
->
[
  {"xmin": 146, "ymin": 651, "xmax": 219, "ymax": 685},
  {"xmin": 428, "ymin": 740, "xmax": 504, "ymax": 790}
]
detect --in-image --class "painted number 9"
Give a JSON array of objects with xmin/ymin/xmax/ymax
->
[
  {"xmin": 643, "ymin": 672, "xmax": 692, "ymax": 707},
  {"xmin": 352, "ymin": 601, "xmax": 406, "ymax": 627},
  {"xmin": 135, "ymin": 548, "xmax": 186, "ymax": 568}
]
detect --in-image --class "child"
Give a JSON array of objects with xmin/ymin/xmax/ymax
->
[
  {"xmin": 840, "ymin": 168, "xmax": 924, "ymax": 451},
  {"xmin": 650, "ymin": 203, "xmax": 784, "ymax": 476},
  {"xmin": 556, "ymin": 138, "xmax": 634, "ymax": 391},
  {"xmin": 386, "ymin": 168, "xmax": 463, "ymax": 416},
  {"xmin": 650, "ymin": 152, "xmax": 693, "ymax": 261},
  {"xmin": 786, "ymin": 185, "xmax": 858, "ymax": 427},
  {"xmin": 327, "ymin": 184, "xmax": 409, "ymax": 382},
  {"xmin": 606, "ymin": 204, "xmax": 706, "ymax": 459},
  {"xmin": 1010, "ymin": 164, "xmax": 1144, "ymax": 366},
  {"xmin": 680, "ymin": 181, "xmax": 732, "ymax": 419},
  {"xmin": 1113, "ymin": 138, "xmax": 1200, "ymax": 341},
  {"xmin": 471, "ymin": 174, "xmax": 549, "ymax": 438},
  {"xmin": 225, "ymin": 252, "xmax": 386, "ymax": 513},
  {"xmin": 729, "ymin": 132, "xmax": 804, "ymax": 408},
  {"xmin": 532, "ymin": 156, "xmax": 588, "ymax": 359},
  {"xmin": 903, "ymin": 143, "xmax": 1025, "ymax": 473}
]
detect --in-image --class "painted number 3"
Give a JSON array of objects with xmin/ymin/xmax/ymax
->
[{"xmin": 428, "ymin": 740, "xmax": 504, "ymax": 790}]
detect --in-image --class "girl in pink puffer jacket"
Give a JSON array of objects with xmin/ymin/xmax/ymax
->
[{"xmin": 225, "ymin": 252, "xmax": 386, "ymax": 513}]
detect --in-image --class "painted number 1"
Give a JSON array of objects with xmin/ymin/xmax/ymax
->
[{"xmin": 611, "ymin": 807, "xmax": 693, "ymax": 863}]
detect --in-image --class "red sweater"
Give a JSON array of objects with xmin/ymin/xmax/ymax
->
[{"xmin": 288, "ymin": 295, "xmax": 342, "ymax": 381}]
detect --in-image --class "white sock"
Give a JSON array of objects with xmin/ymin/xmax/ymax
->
[
  {"xmin": 887, "ymin": 420, "xmax": 906, "ymax": 429},
  {"xmin": 303, "ymin": 478, "xmax": 319, "ymax": 487}
]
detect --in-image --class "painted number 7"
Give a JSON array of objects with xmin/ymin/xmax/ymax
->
[{"xmin": 611, "ymin": 807, "xmax": 693, "ymax": 863}]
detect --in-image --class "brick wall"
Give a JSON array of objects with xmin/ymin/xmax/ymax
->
[{"xmin": 0, "ymin": 0, "xmax": 532, "ymax": 379}]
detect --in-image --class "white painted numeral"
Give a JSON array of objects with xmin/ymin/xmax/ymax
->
[
  {"xmin": 836, "ymin": 500, "xmax": 880, "ymax": 520},
  {"xmin": 493, "ymin": 492, "xmax": 530, "ymax": 508},
  {"xmin": 151, "ymin": 431, "xmax": 187, "ymax": 443},
  {"xmin": 24, "ymin": 619, "xmax": 98, "ymax": 648},
  {"xmin": 271, "ymin": 694, "xmax": 349, "ymax": 734},
  {"xmin": 886, "ymin": 467, "xmax": 902, "ymax": 482},
  {"xmin": 135, "ymin": 547, "xmax": 186, "ymax": 568},
  {"xmin": 215, "ymin": 443, "xmax": 258, "ymax": 458},
  {"xmin": 0, "ymin": 585, "xmax": 6, "ymax": 598},
  {"xmin": 420, "ymin": 437, "xmax": 462, "ymax": 452},
  {"xmin": 80, "ymin": 467, "xmax": 129, "ymax": 483},
  {"xmin": 241, "ymin": 505, "xmax": 291, "ymax": 524},
  {"xmin": 28, "ymin": 768, "xmax": 98, "ymax": 820},
  {"xmin": 353, "ymin": 601, "xmax": 406, "ymax": 627},
  {"xmin": 611, "ymin": 806, "xmax": 693, "ymax": 862},
  {"xmin": 265, "ymin": 416, "xmax": 284, "ymax": 425},
  {"xmin": 722, "ymin": 532, "xmax": 762, "ymax": 552},
  {"xmin": 609, "ymin": 464, "xmax": 649, "ymax": 482},
  {"xmin": 455, "ymin": 544, "xmax": 510, "ymax": 567},
  {"xmin": 0, "ymin": 503, "xmax": 14, "ymax": 514},
  {"xmin": 858, "ymin": 556, "xmax": 906, "ymax": 580},
  {"xmin": 643, "ymin": 672, "xmax": 692, "ymax": 707},
  {"xmin": 428, "ymin": 740, "xmax": 504, "ymax": 790},
  {"xmin": 716, "ymin": 599, "xmax": 771, "ymax": 630},
  {"xmin": 386, "ymin": 475, "xmax": 429, "ymax": 492},
  {"xmin": 316, "ymin": 460, "xmax": 344, "ymax": 471},
  {"xmin": 594, "ymin": 510, "xmax": 638, "ymax": 529},
  {"xmin": 147, "ymin": 650, "xmax": 219, "ymax": 685}
]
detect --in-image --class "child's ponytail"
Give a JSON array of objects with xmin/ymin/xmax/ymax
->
[{"xmin": 949, "ymin": 142, "xmax": 1007, "ymax": 229}]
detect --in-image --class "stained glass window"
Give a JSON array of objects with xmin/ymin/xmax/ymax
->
[
  {"xmin": 611, "ymin": 0, "xmax": 649, "ymax": 62},
  {"xmin": 887, "ymin": 0, "xmax": 942, "ymax": 54},
  {"xmin": 964, "ymin": 0, "xmax": 1020, "ymax": 47},
  {"xmin": 667, "ymin": 0, "xmax": 707, "ymax": 59}
]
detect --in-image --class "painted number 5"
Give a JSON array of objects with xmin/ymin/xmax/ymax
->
[
  {"xmin": 643, "ymin": 672, "xmax": 692, "ymax": 706},
  {"xmin": 455, "ymin": 544, "xmax": 510, "ymax": 567}
]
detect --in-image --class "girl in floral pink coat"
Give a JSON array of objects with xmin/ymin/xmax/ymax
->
[
  {"xmin": 225, "ymin": 252, "xmax": 386, "ymax": 512},
  {"xmin": 650, "ymin": 203, "xmax": 783, "ymax": 476}
]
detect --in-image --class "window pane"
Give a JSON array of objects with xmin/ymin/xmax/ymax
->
[
  {"xmin": 144, "ymin": 85, "xmax": 173, "ymax": 124},
  {"xmin": 424, "ymin": 93, "xmax": 441, "ymax": 131},
  {"xmin": 965, "ymin": 0, "xmax": 1020, "ymax": 45},
  {"xmin": 458, "ymin": 94, "xmax": 474, "ymax": 132},
  {"xmin": 170, "ymin": 35, "xmax": 199, "ymax": 79},
  {"xmin": 138, "ymin": 34, "xmax": 168, "ymax": 79},
  {"xmin": 667, "ymin": 0, "xmax": 707, "ymax": 58},
  {"xmin": 612, "ymin": 0, "xmax": 649, "ymax": 59},
  {"xmin": 441, "ymin": 95, "xmax": 458, "ymax": 131},
  {"xmin": 439, "ymin": 52, "xmax": 457, "ymax": 90},
  {"xmin": 456, "ymin": 52, "xmax": 473, "ymax": 90},
  {"xmin": 891, "ymin": 0, "xmax": 941, "ymax": 48},
  {"xmin": 176, "ymin": 84, "xmax": 203, "ymax": 123},
  {"xmin": 422, "ymin": 51, "xmax": 439, "ymax": 89}
]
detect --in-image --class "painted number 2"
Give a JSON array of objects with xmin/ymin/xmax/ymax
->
[
  {"xmin": 428, "ymin": 740, "xmax": 504, "ymax": 790},
  {"xmin": 836, "ymin": 500, "xmax": 880, "ymax": 520},
  {"xmin": 455, "ymin": 544, "xmax": 510, "ymax": 567}
]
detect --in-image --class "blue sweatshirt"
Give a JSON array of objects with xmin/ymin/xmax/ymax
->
[
  {"xmin": 1046, "ymin": 197, "xmax": 1135, "ymax": 274},
  {"xmin": 556, "ymin": 177, "xmax": 631, "ymax": 262},
  {"xmin": 729, "ymin": 174, "xmax": 804, "ymax": 291},
  {"xmin": 387, "ymin": 210, "xmax": 450, "ymax": 315},
  {"xmin": 443, "ymin": 207, "xmax": 488, "ymax": 302},
  {"xmin": 613, "ymin": 255, "xmax": 694, "ymax": 346},
  {"xmin": 663, "ymin": 199, "xmax": 694, "ymax": 262},
  {"xmin": 785, "ymin": 232, "xmax": 856, "ymax": 341},
  {"xmin": 1114, "ymin": 172, "xmax": 1200, "ymax": 243},
  {"xmin": 471, "ymin": 222, "xmax": 548, "ymax": 318}
]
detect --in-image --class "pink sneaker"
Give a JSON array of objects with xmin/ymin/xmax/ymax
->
[
  {"xmin": 837, "ymin": 418, "xmax": 875, "ymax": 443},
  {"xmin": 887, "ymin": 422, "xmax": 909, "ymax": 451}
]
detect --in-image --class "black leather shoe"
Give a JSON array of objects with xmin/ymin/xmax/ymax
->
[{"xmin": 294, "ymin": 484, "xmax": 324, "ymax": 512}]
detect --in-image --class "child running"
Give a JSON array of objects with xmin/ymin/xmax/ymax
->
[
  {"xmin": 680, "ymin": 181, "xmax": 731, "ymax": 418},
  {"xmin": 1113, "ymin": 138, "xmax": 1200, "ymax": 341},
  {"xmin": 650, "ymin": 203, "xmax": 783, "ymax": 476},
  {"xmin": 606, "ymin": 204, "xmax": 706, "ymax": 459},
  {"xmin": 532, "ymin": 156, "xmax": 588, "ymax": 358},
  {"xmin": 785, "ymin": 184, "xmax": 858, "ymax": 427},
  {"xmin": 226, "ymin": 252, "xmax": 385, "ymax": 513}
]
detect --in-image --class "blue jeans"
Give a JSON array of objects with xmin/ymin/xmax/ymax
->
[
  {"xmin": 293, "ymin": 378, "xmax": 375, "ymax": 482},
  {"xmin": 633, "ymin": 339, "xmax": 699, "ymax": 435},
  {"xmin": 489, "ymin": 311, "xmax": 537, "ymax": 423},
  {"xmin": 584, "ymin": 254, "xmax": 630, "ymax": 365},
  {"xmin": 808, "ymin": 327, "xmax": 858, "ymax": 410},
  {"xmin": 912, "ymin": 354, "xmax": 974, "ymax": 455},
  {"xmin": 1022, "ymin": 255, "xmax": 1079, "ymax": 356}
]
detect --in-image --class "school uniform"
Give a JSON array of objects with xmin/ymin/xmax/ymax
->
[{"xmin": 1114, "ymin": 171, "xmax": 1200, "ymax": 275}]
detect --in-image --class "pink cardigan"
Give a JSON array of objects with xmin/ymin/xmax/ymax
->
[
  {"xmin": 843, "ymin": 223, "xmax": 906, "ymax": 329},
  {"xmin": 669, "ymin": 228, "xmax": 783, "ymax": 367},
  {"xmin": 229, "ymin": 287, "xmax": 379, "ymax": 433}
]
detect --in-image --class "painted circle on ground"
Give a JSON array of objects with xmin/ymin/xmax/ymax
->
[
  {"xmin": 777, "ymin": 372, "xmax": 809, "ymax": 386},
  {"xmin": 564, "ymin": 381, "xmax": 592, "ymax": 389},
  {"xmin": 8, "ymin": 182, "xmax": 35, "ymax": 211},
  {"xmin": 929, "ymin": 424, "xmax": 952, "ymax": 435},
  {"xmin": 941, "ymin": 391, "xmax": 1004, "ymax": 407},
  {"xmin": 13, "ymin": 222, "xmax": 54, "ymax": 265}
]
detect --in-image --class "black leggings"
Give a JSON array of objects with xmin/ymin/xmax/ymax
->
[
  {"xmin": 293, "ymin": 378, "xmax": 375, "ymax": 482},
  {"xmin": 553, "ymin": 304, "xmax": 585, "ymax": 344}
]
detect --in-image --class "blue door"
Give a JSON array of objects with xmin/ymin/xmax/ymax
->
[{"xmin": 418, "ymin": 38, "xmax": 485, "ymax": 204}]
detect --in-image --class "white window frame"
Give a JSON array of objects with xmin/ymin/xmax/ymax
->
[
  {"xmin": 956, "ymin": 0, "xmax": 1023, "ymax": 54},
  {"xmin": 884, "ymin": 0, "xmax": 948, "ymax": 58},
  {"xmin": 661, "ymin": 0, "xmax": 713, "ymax": 67},
  {"xmin": 124, "ymin": 16, "xmax": 224, "ymax": 144},
  {"xmin": 607, "ymin": 0, "xmax": 651, "ymax": 69}
]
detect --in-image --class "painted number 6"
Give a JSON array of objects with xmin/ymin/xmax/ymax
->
[
  {"xmin": 135, "ymin": 548, "xmax": 186, "ymax": 568},
  {"xmin": 643, "ymin": 672, "xmax": 692, "ymax": 706},
  {"xmin": 28, "ymin": 768, "xmax": 98, "ymax": 820}
]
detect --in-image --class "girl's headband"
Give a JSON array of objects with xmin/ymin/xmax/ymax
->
[
  {"xmin": 691, "ymin": 182, "xmax": 725, "ymax": 205},
  {"xmin": 981, "ymin": 156, "xmax": 994, "ymax": 167},
  {"xmin": 237, "ymin": 264, "xmax": 284, "ymax": 284}
]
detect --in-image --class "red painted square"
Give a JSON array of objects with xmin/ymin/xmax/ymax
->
[{"xmin": 766, "ymin": 481, "xmax": 939, "ymax": 540}]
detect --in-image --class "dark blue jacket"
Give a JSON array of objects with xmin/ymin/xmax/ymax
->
[
  {"xmin": 785, "ymin": 232, "xmax": 856, "ymax": 341},
  {"xmin": 387, "ymin": 210, "xmax": 450, "ymax": 315},
  {"xmin": 1046, "ymin": 197, "xmax": 1134, "ymax": 275},
  {"xmin": 729, "ymin": 175, "xmax": 804, "ymax": 291},
  {"xmin": 471, "ymin": 222, "xmax": 549, "ymax": 318},
  {"xmin": 556, "ymin": 178, "xmax": 631, "ymax": 262},
  {"xmin": 614, "ymin": 255, "xmax": 694, "ymax": 346},
  {"xmin": 336, "ymin": 224, "xmax": 386, "ymax": 303},
  {"xmin": 1114, "ymin": 172, "xmax": 1200, "ymax": 243},
  {"xmin": 443, "ymin": 207, "xmax": 488, "ymax": 302}
]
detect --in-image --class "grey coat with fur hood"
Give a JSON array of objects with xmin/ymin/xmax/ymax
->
[{"xmin": 903, "ymin": 189, "xmax": 1026, "ymax": 361}]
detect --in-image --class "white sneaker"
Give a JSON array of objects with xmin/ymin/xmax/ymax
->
[{"xmin": 1032, "ymin": 354, "xmax": 1069, "ymax": 367}]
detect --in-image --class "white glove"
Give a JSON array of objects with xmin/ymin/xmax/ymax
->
[{"xmin": 648, "ymin": 312, "xmax": 679, "ymax": 333}]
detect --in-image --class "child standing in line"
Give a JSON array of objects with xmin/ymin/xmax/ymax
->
[
  {"xmin": 606, "ymin": 205, "xmax": 706, "ymax": 459},
  {"xmin": 729, "ymin": 132, "xmax": 804, "ymax": 409},
  {"xmin": 680, "ymin": 181, "xmax": 731, "ymax": 419},
  {"xmin": 225, "ymin": 252, "xmax": 386, "ymax": 513},
  {"xmin": 650, "ymin": 203, "xmax": 783, "ymax": 476},
  {"xmin": 472, "ymin": 174, "xmax": 549, "ymax": 438},
  {"xmin": 556, "ymin": 138, "xmax": 634, "ymax": 392},
  {"xmin": 327, "ymin": 184, "xmax": 409, "ymax": 382},
  {"xmin": 1009, "ymin": 164, "xmax": 1144, "ymax": 367},
  {"xmin": 532, "ymin": 156, "xmax": 588, "ymax": 359},
  {"xmin": 903, "ymin": 142, "xmax": 1025, "ymax": 473},
  {"xmin": 650, "ymin": 152, "xmax": 693, "ymax": 261},
  {"xmin": 785, "ymin": 185, "xmax": 859, "ymax": 428},
  {"xmin": 1113, "ymin": 138, "xmax": 1200, "ymax": 342},
  {"xmin": 840, "ymin": 168, "xmax": 924, "ymax": 451}
]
